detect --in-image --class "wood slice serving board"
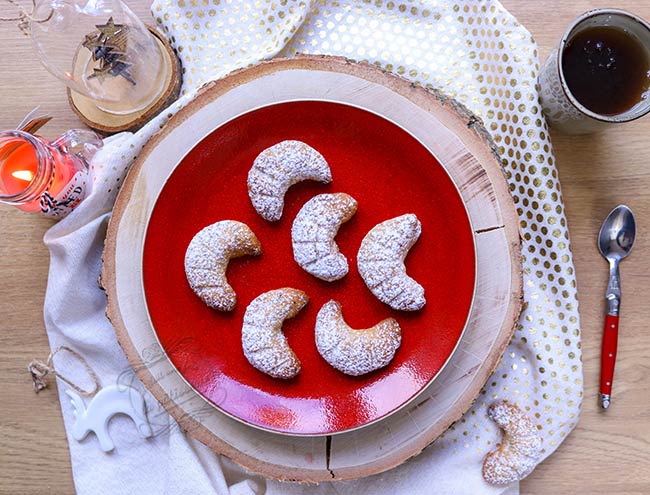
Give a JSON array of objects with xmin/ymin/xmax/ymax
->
[{"xmin": 102, "ymin": 55, "xmax": 522, "ymax": 482}]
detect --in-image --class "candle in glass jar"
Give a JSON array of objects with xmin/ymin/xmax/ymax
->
[
  {"xmin": 0, "ymin": 143, "xmax": 38, "ymax": 196},
  {"xmin": 0, "ymin": 130, "xmax": 101, "ymax": 218}
]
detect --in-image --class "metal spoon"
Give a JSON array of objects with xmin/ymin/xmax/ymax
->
[{"xmin": 597, "ymin": 205, "xmax": 636, "ymax": 409}]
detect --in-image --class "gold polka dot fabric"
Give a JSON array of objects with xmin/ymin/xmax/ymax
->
[{"xmin": 145, "ymin": 0, "xmax": 582, "ymax": 488}]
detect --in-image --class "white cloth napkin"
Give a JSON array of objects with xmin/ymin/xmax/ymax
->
[{"xmin": 40, "ymin": 1, "xmax": 583, "ymax": 494}]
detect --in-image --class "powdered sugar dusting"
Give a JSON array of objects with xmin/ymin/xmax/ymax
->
[
  {"xmin": 315, "ymin": 300, "xmax": 401, "ymax": 376},
  {"xmin": 292, "ymin": 193, "xmax": 358, "ymax": 281},
  {"xmin": 184, "ymin": 220, "xmax": 261, "ymax": 311},
  {"xmin": 357, "ymin": 213, "xmax": 426, "ymax": 311},
  {"xmin": 248, "ymin": 140, "xmax": 332, "ymax": 221},
  {"xmin": 482, "ymin": 402, "xmax": 543, "ymax": 485},
  {"xmin": 242, "ymin": 288, "xmax": 309, "ymax": 379}
]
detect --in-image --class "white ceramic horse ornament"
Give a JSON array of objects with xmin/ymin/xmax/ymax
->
[{"xmin": 66, "ymin": 385, "xmax": 153, "ymax": 452}]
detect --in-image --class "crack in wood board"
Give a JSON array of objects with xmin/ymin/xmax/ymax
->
[
  {"xmin": 475, "ymin": 224, "xmax": 505, "ymax": 234},
  {"xmin": 325, "ymin": 435, "xmax": 335, "ymax": 479}
]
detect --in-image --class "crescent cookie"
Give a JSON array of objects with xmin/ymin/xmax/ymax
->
[
  {"xmin": 242, "ymin": 288, "xmax": 309, "ymax": 379},
  {"xmin": 184, "ymin": 220, "xmax": 261, "ymax": 311},
  {"xmin": 315, "ymin": 300, "xmax": 402, "ymax": 376},
  {"xmin": 248, "ymin": 140, "xmax": 332, "ymax": 221},
  {"xmin": 482, "ymin": 402, "xmax": 543, "ymax": 485},
  {"xmin": 357, "ymin": 213, "xmax": 426, "ymax": 311},
  {"xmin": 292, "ymin": 193, "xmax": 358, "ymax": 282}
]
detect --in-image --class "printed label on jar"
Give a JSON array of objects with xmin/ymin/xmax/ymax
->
[{"xmin": 39, "ymin": 170, "xmax": 88, "ymax": 218}]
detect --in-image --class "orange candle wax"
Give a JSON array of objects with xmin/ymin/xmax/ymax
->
[{"xmin": 0, "ymin": 131, "xmax": 90, "ymax": 216}]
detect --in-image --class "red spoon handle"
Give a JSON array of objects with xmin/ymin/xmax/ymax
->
[{"xmin": 600, "ymin": 314, "xmax": 619, "ymax": 407}]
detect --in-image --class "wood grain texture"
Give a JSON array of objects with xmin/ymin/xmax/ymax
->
[
  {"xmin": 68, "ymin": 26, "xmax": 182, "ymax": 134},
  {"xmin": 0, "ymin": 1, "xmax": 649, "ymax": 493}
]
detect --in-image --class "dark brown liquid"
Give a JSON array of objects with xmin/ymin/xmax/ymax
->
[{"xmin": 562, "ymin": 25, "xmax": 650, "ymax": 115}]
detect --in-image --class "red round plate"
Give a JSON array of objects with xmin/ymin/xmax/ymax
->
[{"xmin": 143, "ymin": 101, "xmax": 476, "ymax": 435}]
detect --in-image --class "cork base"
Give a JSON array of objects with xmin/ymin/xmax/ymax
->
[{"xmin": 67, "ymin": 26, "xmax": 181, "ymax": 135}]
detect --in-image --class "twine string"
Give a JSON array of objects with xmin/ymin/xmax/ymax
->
[
  {"xmin": 0, "ymin": 0, "xmax": 53, "ymax": 35},
  {"xmin": 28, "ymin": 345, "xmax": 101, "ymax": 397}
]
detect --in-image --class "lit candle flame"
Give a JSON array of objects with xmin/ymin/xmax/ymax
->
[{"xmin": 12, "ymin": 170, "xmax": 34, "ymax": 182}]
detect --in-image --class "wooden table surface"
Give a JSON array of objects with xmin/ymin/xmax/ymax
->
[{"xmin": 0, "ymin": 1, "xmax": 648, "ymax": 493}]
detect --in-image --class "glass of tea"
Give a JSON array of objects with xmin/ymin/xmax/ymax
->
[{"xmin": 539, "ymin": 9, "xmax": 650, "ymax": 134}]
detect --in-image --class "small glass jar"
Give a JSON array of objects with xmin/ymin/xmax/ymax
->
[{"xmin": 0, "ymin": 129, "xmax": 102, "ymax": 218}]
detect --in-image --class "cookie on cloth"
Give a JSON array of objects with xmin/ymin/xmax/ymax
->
[{"xmin": 483, "ymin": 401, "xmax": 543, "ymax": 484}]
